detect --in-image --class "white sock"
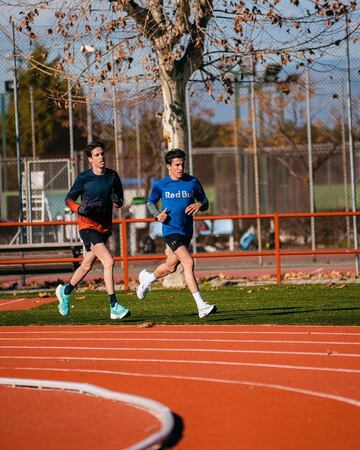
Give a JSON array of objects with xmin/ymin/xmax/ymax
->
[
  {"xmin": 146, "ymin": 271, "xmax": 157, "ymax": 284},
  {"xmin": 192, "ymin": 291, "xmax": 206, "ymax": 309}
]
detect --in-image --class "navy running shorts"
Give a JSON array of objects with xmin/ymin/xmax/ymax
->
[
  {"xmin": 163, "ymin": 234, "xmax": 191, "ymax": 252},
  {"xmin": 79, "ymin": 228, "xmax": 111, "ymax": 252}
]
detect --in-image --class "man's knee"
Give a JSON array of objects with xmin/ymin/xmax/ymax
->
[
  {"xmin": 182, "ymin": 258, "xmax": 194, "ymax": 271},
  {"xmin": 103, "ymin": 257, "xmax": 114, "ymax": 269},
  {"xmin": 166, "ymin": 262, "xmax": 179, "ymax": 274},
  {"xmin": 80, "ymin": 261, "xmax": 93, "ymax": 272}
]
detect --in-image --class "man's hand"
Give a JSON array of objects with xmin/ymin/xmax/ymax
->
[
  {"xmin": 156, "ymin": 208, "xmax": 168, "ymax": 222},
  {"xmin": 111, "ymin": 192, "xmax": 123, "ymax": 208},
  {"xmin": 185, "ymin": 202, "xmax": 202, "ymax": 216}
]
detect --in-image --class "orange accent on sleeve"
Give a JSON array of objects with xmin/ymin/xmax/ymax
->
[{"xmin": 65, "ymin": 198, "xmax": 80, "ymax": 213}]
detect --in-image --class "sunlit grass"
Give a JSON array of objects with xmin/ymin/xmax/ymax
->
[{"xmin": 1, "ymin": 284, "xmax": 360, "ymax": 326}]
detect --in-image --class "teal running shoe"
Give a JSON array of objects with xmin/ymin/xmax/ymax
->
[
  {"xmin": 110, "ymin": 303, "xmax": 131, "ymax": 320},
  {"xmin": 55, "ymin": 284, "xmax": 71, "ymax": 316}
]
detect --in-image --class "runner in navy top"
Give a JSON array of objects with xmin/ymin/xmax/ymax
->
[
  {"xmin": 55, "ymin": 142, "xmax": 130, "ymax": 320},
  {"xmin": 136, "ymin": 149, "xmax": 217, "ymax": 318}
]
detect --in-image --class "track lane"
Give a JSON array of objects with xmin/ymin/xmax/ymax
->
[{"xmin": 1, "ymin": 324, "xmax": 360, "ymax": 450}]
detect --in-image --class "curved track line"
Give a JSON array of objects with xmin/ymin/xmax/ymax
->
[
  {"xmin": 1, "ymin": 345, "xmax": 359, "ymax": 357},
  {"xmin": 4, "ymin": 367, "xmax": 360, "ymax": 409},
  {"xmin": 0, "ymin": 376, "xmax": 174, "ymax": 450},
  {"xmin": 1, "ymin": 337, "xmax": 360, "ymax": 345},
  {"xmin": 1, "ymin": 355, "xmax": 359, "ymax": 373}
]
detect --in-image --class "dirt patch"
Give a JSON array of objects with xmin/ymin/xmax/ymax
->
[{"xmin": 0, "ymin": 297, "xmax": 57, "ymax": 311}]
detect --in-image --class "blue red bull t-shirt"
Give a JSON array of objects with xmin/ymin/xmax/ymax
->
[{"xmin": 147, "ymin": 174, "xmax": 209, "ymax": 238}]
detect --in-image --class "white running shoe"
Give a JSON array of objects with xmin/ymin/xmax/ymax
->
[
  {"xmin": 198, "ymin": 303, "xmax": 217, "ymax": 318},
  {"xmin": 136, "ymin": 269, "xmax": 153, "ymax": 300}
]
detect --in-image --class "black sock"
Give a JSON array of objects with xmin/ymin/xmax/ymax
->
[
  {"xmin": 64, "ymin": 283, "xmax": 75, "ymax": 295},
  {"xmin": 109, "ymin": 293, "xmax": 117, "ymax": 307}
]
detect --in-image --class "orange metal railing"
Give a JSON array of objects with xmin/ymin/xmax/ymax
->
[{"xmin": 1, "ymin": 211, "xmax": 360, "ymax": 289}]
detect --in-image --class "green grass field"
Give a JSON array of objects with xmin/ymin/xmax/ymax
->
[{"xmin": 1, "ymin": 284, "xmax": 360, "ymax": 326}]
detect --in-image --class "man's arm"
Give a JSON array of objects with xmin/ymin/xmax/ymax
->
[
  {"xmin": 195, "ymin": 178, "xmax": 209, "ymax": 212},
  {"xmin": 65, "ymin": 176, "xmax": 82, "ymax": 213},
  {"xmin": 147, "ymin": 201, "xmax": 161, "ymax": 218},
  {"xmin": 147, "ymin": 182, "xmax": 165, "ymax": 220},
  {"xmin": 111, "ymin": 172, "xmax": 124, "ymax": 208},
  {"xmin": 185, "ymin": 178, "xmax": 209, "ymax": 216}
]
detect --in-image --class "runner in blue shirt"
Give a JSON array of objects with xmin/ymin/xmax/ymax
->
[{"xmin": 136, "ymin": 149, "xmax": 217, "ymax": 318}]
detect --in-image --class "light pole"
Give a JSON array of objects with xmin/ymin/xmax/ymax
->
[
  {"xmin": 67, "ymin": 78, "xmax": 75, "ymax": 183},
  {"xmin": 81, "ymin": 45, "xmax": 95, "ymax": 144},
  {"xmin": 345, "ymin": 15, "xmax": 359, "ymax": 276},
  {"xmin": 29, "ymin": 87, "xmax": 36, "ymax": 159},
  {"xmin": 305, "ymin": 66, "xmax": 316, "ymax": 261},
  {"xmin": 12, "ymin": 23, "xmax": 23, "ymax": 227}
]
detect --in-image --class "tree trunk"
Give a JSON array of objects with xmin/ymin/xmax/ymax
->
[
  {"xmin": 159, "ymin": 67, "xmax": 188, "ymax": 150},
  {"xmin": 158, "ymin": 58, "xmax": 190, "ymax": 287}
]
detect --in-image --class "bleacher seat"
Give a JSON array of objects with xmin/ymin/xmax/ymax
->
[
  {"xmin": 212, "ymin": 219, "xmax": 233, "ymax": 236},
  {"xmin": 149, "ymin": 221, "xmax": 162, "ymax": 239}
]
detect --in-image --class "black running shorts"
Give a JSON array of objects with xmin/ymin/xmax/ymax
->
[
  {"xmin": 79, "ymin": 228, "xmax": 111, "ymax": 251},
  {"xmin": 163, "ymin": 234, "xmax": 191, "ymax": 252}
]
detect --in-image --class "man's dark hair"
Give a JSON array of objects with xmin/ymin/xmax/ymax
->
[
  {"xmin": 165, "ymin": 148, "xmax": 186, "ymax": 164},
  {"xmin": 85, "ymin": 142, "xmax": 105, "ymax": 157}
]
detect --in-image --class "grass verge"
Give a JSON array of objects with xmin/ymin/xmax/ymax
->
[{"xmin": 1, "ymin": 283, "xmax": 360, "ymax": 326}]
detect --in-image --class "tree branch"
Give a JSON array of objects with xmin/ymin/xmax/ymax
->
[{"xmin": 177, "ymin": 0, "xmax": 214, "ymax": 78}]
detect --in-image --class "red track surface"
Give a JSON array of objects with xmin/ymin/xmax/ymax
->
[
  {"xmin": 0, "ymin": 297, "xmax": 57, "ymax": 311},
  {"xmin": 0, "ymin": 324, "xmax": 360, "ymax": 449}
]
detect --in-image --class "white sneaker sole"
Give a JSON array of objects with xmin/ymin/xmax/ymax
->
[
  {"xmin": 136, "ymin": 270, "xmax": 151, "ymax": 300},
  {"xmin": 137, "ymin": 284, "xmax": 151, "ymax": 300},
  {"xmin": 199, "ymin": 304, "xmax": 217, "ymax": 319},
  {"xmin": 111, "ymin": 309, "xmax": 131, "ymax": 320}
]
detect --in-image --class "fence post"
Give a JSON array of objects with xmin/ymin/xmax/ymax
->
[
  {"xmin": 274, "ymin": 213, "xmax": 281, "ymax": 285},
  {"xmin": 305, "ymin": 66, "xmax": 316, "ymax": 261},
  {"xmin": 345, "ymin": 16, "xmax": 359, "ymax": 277},
  {"xmin": 121, "ymin": 218, "xmax": 129, "ymax": 290}
]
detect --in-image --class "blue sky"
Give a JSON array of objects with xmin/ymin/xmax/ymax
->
[{"xmin": 0, "ymin": 1, "xmax": 359, "ymax": 125}]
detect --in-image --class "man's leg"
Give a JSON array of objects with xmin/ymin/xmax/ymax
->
[
  {"xmin": 173, "ymin": 245, "xmax": 198, "ymax": 292},
  {"xmin": 154, "ymin": 250, "xmax": 180, "ymax": 279},
  {"xmin": 56, "ymin": 250, "xmax": 96, "ymax": 316},
  {"xmin": 174, "ymin": 245, "xmax": 216, "ymax": 318},
  {"xmin": 88, "ymin": 242, "xmax": 115, "ymax": 295},
  {"xmin": 69, "ymin": 249, "xmax": 97, "ymax": 287},
  {"xmin": 136, "ymin": 248, "xmax": 180, "ymax": 300},
  {"xmin": 90, "ymin": 242, "xmax": 130, "ymax": 319}
]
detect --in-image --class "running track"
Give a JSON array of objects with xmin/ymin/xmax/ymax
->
[{"xmin": 0, "ymin": 325, "xmax": 360, "ymax": 449}]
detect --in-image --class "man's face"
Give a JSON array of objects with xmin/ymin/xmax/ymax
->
[
  {"xmin": 167, "ymin": 158, "xmax": 184, "ymax": 180},
  {"xmin": 89, "ymin": 147, "xmax": 105, "ymax": 170}
]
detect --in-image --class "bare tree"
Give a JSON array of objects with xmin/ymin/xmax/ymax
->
[
  {"xmin": 6, "ymin": 1, "xmax": 359, "ymax": 287},
  {"xmin": 11, "ymin": 0, "xmax": 359, "ymax": 152}
]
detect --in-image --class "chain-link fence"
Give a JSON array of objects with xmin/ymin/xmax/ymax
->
[{"xmin": 1, "ymin": 22, "xmax": 360, "ymax": 287}]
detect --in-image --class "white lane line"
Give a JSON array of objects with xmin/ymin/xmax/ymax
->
[
  {"xmin": 0, "ymin": 330, "xmax": 359, "ymax": 336},
  {"xmin": 0, "ymin": 299, "xmax": 31, "ymax": 306},
  {"xmin": 1, "ymin": 345, "xmax": 359, "ymax": 357},
  {"xmin": 0, "ymin": 376, "xmax": 174, "ymax": 450},
  {"xmin": 3, "ymin": 367, "xmax": 360, "ymax": 408},
  {"xmin": 1, "ymin": 355, "xmax": 359, "ymax": 374},
  {"xmin": 1, "ymin": 338, "xmax": 360, "ymax": 345}
]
